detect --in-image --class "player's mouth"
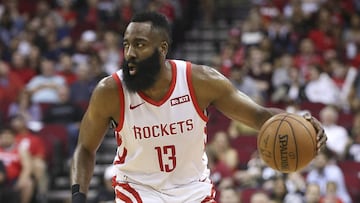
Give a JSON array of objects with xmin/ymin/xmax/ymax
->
[{"xmin": 128, "ymin": 63, "xmax": 137, "ymax": 75}]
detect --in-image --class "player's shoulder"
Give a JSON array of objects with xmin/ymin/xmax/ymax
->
[
  {"xmin": 90, "ymin": 75, "xmax": 120, "ymax": 105},
  {"xmin": 93, "ymin": 75, "xmax": 118, "ymax": 95},
  {"xmin": 88, "ymin": 75, "xmax": 120, "ymax": 114},
  {"xmin": 187, "ymin": 62, "xmax": 229, "ymax": 83}
]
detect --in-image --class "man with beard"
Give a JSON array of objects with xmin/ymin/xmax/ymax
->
[{"xmin": 71, "ymin": 12, "xmax": 327, "ymax": 203}]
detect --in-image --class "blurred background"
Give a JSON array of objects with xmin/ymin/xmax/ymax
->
[{"xmin": 0, "ymin": 0, "xmax": 360, "ymax": 203}]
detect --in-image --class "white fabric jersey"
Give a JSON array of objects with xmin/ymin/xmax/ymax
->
[{"xmin": 111, "ymin": 60, "xmax": 210, "ymax": 191}]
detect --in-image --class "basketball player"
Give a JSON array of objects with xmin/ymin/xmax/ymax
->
[{"xmin": 71, "ymin": 12, "xmax": 327, "ymax": 203}]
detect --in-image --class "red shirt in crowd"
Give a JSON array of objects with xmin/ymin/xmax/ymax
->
[
  {"xmin": 0, "ymin": 145, "xmax": 22, "ymax": 181},
  {"xmin": 15, "ymin": 133, "xmax": 46, "ymax": 159}
]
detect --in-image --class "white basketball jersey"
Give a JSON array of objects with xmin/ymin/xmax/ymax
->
[{"xmin": 111, "ymin": 60, "xmax": 210, "ymax": 191}]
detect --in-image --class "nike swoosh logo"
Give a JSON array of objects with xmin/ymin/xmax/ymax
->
[{"xmin": 129, "ymin": 102, "xmax": 145, "ymax": 110}]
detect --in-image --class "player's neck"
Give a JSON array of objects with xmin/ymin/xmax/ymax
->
[{"xmin": 141, "ymin": 61, "xmax": 172, "ymax": 101}]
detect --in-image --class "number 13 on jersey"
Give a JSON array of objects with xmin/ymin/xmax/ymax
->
[{"xmin": 155, "ymin": 145, "xmax": 176, "ymax": 172}]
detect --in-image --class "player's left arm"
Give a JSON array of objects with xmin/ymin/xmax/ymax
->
[
  {"xmin": 191, "ymin": 64, "xmax": 281, "ymax": 130},
  {"xmin": 71, "ymin": 76, "xmax": 119, "ymax": 197},
  {"xmin": 191, "ymin": 64, "xmax": 327, "ymax": 152}
]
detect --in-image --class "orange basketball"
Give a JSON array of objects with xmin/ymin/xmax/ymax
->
[{"xmin": 257, "ymin": 113, "xmax": 317, "ymax": 173}]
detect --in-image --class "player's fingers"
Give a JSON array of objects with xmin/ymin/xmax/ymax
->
[
  {"xmin": 303, "ymin": 113, "xmax": 326, "ymax": 152},
  {"xmin": 303, "ymin": 112, "xmax": 312, "ymax": 120},
  {"xmin": 304, "ymin": 113, "xmax": 323, "ymax": 133},
  {"xmin": 317, "ymin": 132, "xmax": 327, "ymax": 153},
  {"xmin": 317, "ymin": 129, "xmax": 325, "ymax": 141}
]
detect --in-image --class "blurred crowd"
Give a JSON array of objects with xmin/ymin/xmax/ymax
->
[
  {"xmin": 205, "ymin": 0, "xmax": 360, "ymax": 203},
  {"xmin": 0, "ymin": 0, "xmax": 360, "ymax": 203}
]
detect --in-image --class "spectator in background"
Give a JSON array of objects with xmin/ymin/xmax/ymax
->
[
  {"xmin": 271, "ymin": 66, "xmax": 306, "ymax": 104},
  {"xmin": 293, "ymin": 38, "xmax": 323, "ymax": 81},
  {"xmin": 10, "ymin": 51, "xmax": 36, "ymax": 84},
  {"xmin": 346, "ymin": 111, "xmax": 360, "ymax": 162},
  {"xmin": 207, "ymin": 131, "xmax": 239, "ymax": 187},
  {"xmin": 306, "ymin": 150, "xmax": 352, "ymax": 203},
  {"xmin": 27, "ymin": 45, "xmax": 42, "ymax": 73},
  {"xmin": 304, "ymin": 183, "xmax": 321, "ymax": 203},
  {"xmin": 283, "ymin": 0, "xmax": 320, "ymax": 19},
  {"xmin": 319, "ymin": 105, "xmax": 351, "ymax": 160},
  {"xmin": 57, "ymin": 53, "xmax": 78, "ymax": 85},
  {"xmin": 26, "ymin": 58, "xmax": 66, "ymax": 104},
  {"xmin": 89, "ymin": 53, "xmax": 109, "ymax": 83},
  {"xmin": 250, "ymin": 191, "xmax": 270, "ymax": 203},
  {"xmin": 343, "ymin": 13, "xmax": 360, "ymax": 64},
  {"xmin": 75, "ymin": 0, "xmax": 99, "ymax": 30},
  {"xmin": 241, "ymin": 9, "xmax": 265, "ymax": 47},
  {"xmin": 328, "ymin": 59, "xmax": 357, "ymax": 109},
  {"xmin": 98, "ymin": 30, "xmax": 122, "ymax": 75},
  {"xmin": 328, "ymin": 59, "xmax": 349, "ymax": 90},
  {"xmin": 69, "ymin": 62, "xmax": 97, "ymax": 104},
  {"xmin": 56, "ymin": 0, "xmax": 78, "ymax": 29},
  {"xmin": 0, "ymin": 127, "xmax": 34, "ymax": 203},
  {"xmin": 266, "ymin": 176, "xmax": 303, "ymax": 203},
  {"xmin": 15, "ymin": 30, "xmax": 33, "ymax": 58},
  {"xmin": 43, "ymin": 86, "xmax": 84, "ymax": 156},
  {"xmin": 0, "ymin": 0, "xmax": 26, "ymax": 48},
  {"xmin": 348, "ymin": 70, "xmax": 360, "ymax": 112},
  {"xmin": 320, "ymin": 181, "xmax": 344, "ymax": 203},
  {"xmin": 245, "ymin": 47, "xmax": 272, "ymax": 101},
  {"xmin": 233, "ymin": 151, "xmax": 264, "ymax": 189},
  {"xmin": 147, "ymin": 0, "xmax": 176, "ymax": 25},
  {"xmin": 229, "ymin": 67, "xmax": 262, "ymax": 102},
  {"xmin": 283, "ymin": 0, "xmax": 313, "ymax": 40},
  {"xmin": 304, "ymin": 65, "xmax": 341, "ymax": 107},
  {"xmin": 219, "ymin": 43, "xmax": 236, "ymax": 77},
  {"xmin": 7, "ymin": 90, "xmax": 43, "ymax": 131},
  {"xmin": 39, "ymin": 14, "xmax": 66, "ymax": 61},
  {"xmin": 115, "ymin": 0, "xmax": 134, "ymax": 34},
  {"xmin": 218, "ymin": 186, "xmax": 241, "ymax": 203},
  {"xmin": 72, "ymin": 30, "xmax": 97, "ymax": 65},
  {"xmin": 10, "ymin": 115, "xmax": 48, "ymax": 202},
  {"xmin": 0, "ymin": 60, "xmax": 24, "ymax": 118},
  {"xmin": 265, "ymin": 17, "xmax": 294, "ymax": 58},
  {"xmin": 308, "ymin": 8, "xmax": 338, "ymax": 55},
  {"xmin": 271, "ymin": 53, "xmax": 296, "ymax": 90}
]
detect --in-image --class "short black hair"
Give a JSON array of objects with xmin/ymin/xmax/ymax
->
[{"xmin": 130, "ymin": 11, "xmax": 172, "ymax": 44}]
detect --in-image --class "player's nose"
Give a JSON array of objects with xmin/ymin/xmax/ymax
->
[{"xmin": 125, "ymin": 46, "xmax": 136, "ymax": 59}]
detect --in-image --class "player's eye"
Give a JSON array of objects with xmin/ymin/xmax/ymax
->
[{"xmin": 136, "ymin": 43, "xmax": 144, "ymax": 48}]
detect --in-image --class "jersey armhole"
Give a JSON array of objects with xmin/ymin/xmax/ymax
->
[
  {"xmin": 185, "ymin": 62, "xmax": 208, "ymax": 122},
  {"xmin": 111, "ymin": 73, "xmax": 125, "ymax": 131}
]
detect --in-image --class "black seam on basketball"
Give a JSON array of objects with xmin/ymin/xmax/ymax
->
[
  {"xmin": 258, "ymin": 119, "xmax": 282, "ymax": 167},
  {"xmin": 283, "ymin": 119, "xmax": 299, "ymax": 171},
  {"xmin": 258, "ymin": 119, "xmax": 284, "ymax": 147},
  {"xmin": 286, "ymin": 115, "xmax": 317, "ymax": 157},
  {"xmin": 274, "ymin": 115, "xmax": 289, "ymax": 171}
]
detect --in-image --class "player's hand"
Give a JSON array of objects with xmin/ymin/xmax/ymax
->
[{"xmin": 303, "ymin": 113, "xmax": 327, "ymax": 153}]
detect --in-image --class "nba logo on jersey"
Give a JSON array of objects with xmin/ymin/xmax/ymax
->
[{"xmin": 170, "ymin": 95, "xmax": 190, "ymax": 106}]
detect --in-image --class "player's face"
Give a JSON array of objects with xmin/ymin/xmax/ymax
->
[
  {"xmin": 122, "ymin": 22, "xmax": 163, "ymax": 92},
  {"xmin": 122, "ymin": 49, "xmax": 161, "ymax": 92}
]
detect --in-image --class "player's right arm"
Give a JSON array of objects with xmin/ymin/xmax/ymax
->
[{"xmin": 70, "ymin": 76, "xmax": 120, "ymax": 198}]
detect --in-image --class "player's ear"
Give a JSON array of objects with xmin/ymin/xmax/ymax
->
[{"xmin": 159, "ymin": 41, "xmax": 168, "ymax": 57}]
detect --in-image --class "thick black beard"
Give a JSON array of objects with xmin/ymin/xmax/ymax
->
[{"xmin": 122, "ymin": 50, "xmax": 161, "ymax": 92}]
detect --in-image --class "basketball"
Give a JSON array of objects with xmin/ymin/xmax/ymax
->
[{"xmin": 257, "ymin": 113, "xmax": 317, "ymax": 173}]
